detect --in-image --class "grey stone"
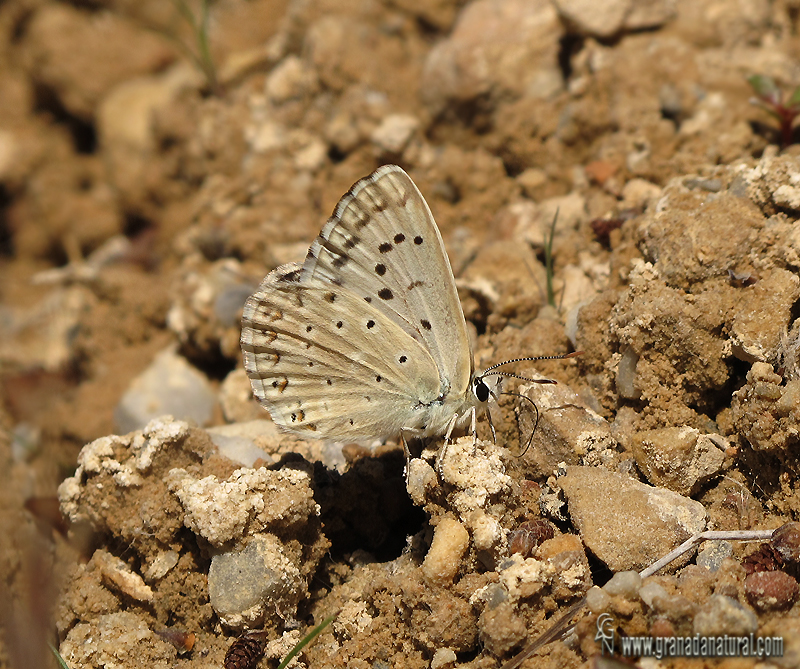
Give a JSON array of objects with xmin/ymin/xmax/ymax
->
[
  {"xmin": 114, "ymin": 347, "xmax": 217, "ymax": 434},
  {"xmin": 208, "ymin": 534, "xmax": 304, "ymax": 629},
  {"xmin": 206, "ymin": 421, "xmax": 276, "ymax": 467},
  {"xmin": 696, "ymin": 540, "xmax": 734, "ymax": 572},
  {"xmin": 693, "ymin": 594, "xmax": 758, "ymax": 637},
  {"xmin": 603, "ymin": 570, "xmax": 642, "ymax": 599}
]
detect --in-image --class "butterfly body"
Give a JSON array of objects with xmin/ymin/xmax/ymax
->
[{"xmin": 241, "ymin": 165, "xmax": 482, "ymax": 443}]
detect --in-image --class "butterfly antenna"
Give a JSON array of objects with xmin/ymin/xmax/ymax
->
[
  {"xmin": 481, "ymin": 351, "xmax": 582, "ymax": 376},
  {"xmin": 499, "ymin": 391, "xmax": 540, "ymax": 456},
  {"xmin": 483, "ymin": 371, "xmax": 558, "ymax": 385}
]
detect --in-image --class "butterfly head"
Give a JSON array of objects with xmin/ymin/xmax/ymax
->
[
  {"xmin": 472, "ymin": 374, "xmax": 495, "ymax": 405},
  {"xmin": 469, "ymin": 351, "xmax": 583, "ymax": 449}
]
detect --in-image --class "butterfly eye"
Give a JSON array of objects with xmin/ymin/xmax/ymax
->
[{"xmin": 474, "ymin": 378, "xmax": 490, "ymax": 403}]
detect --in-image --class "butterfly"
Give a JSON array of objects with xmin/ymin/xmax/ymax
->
[{"xmin": 240, "ymin": 165, "xmax": 578, "ymax": 451}]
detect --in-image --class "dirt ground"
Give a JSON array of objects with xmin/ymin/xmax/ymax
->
[{"xmin": 3, "ymin": 0, "xmax": 800, "ymax": 668}]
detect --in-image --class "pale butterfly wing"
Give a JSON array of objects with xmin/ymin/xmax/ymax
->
[
  {"xmin": 301, "ymin": 165, "xmax": 473, "ymax": 401},
  {"xmin": 241, "ymin": 263, "xmax": 443, "ymax": 440},
  {"xmin": 241, "ymin": 165, "xmax": 474, "ymax": 440}
]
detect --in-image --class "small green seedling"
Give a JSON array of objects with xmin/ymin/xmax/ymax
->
[
  {"xmin": 49, "ymin": 643, "xmax": 70, "ymax": 669},
  {"xmin": 543, "ymin": 210, "xmax": 558, "ymax": 309},
  {"xmin": 277, "ymin": 614, "xmax": 336, "ymax": 669},
  {"xmin": 225, "ymin": 615, "xmax": 337, "ymax": 669},
  {"xmin": 170, "ymin": 0, "xmax": 220, "ymax": 94},
  {"xmin": 747, "ymin": 74, "xmax": 800, "ymax": 148}
]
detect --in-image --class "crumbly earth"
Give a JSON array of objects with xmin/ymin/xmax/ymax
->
[{"xmin": 3, "ymin": 1, "xmax": 800, "ymax": 668}]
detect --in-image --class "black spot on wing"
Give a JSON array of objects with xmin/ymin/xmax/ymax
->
[
  {"xmin": 394, "ymin": 233, "xmax": 406, "ymax": 243},
  {"xmin": 378, "ymin": 288, "xmax": 393, "ymax": 300},
  {"xmin": 379, "ymin": 242, "xmax": 393, "ymax": 253},
  {"xmin": 414, "ymin": 236, "xmax": 423, "ymax": 245},
  {"xmin": 375, "ymin": 263, "xmax": 386, "ymax": 276},
  {"xmin": 421, "ymin": 319, "xmax": 432, "ymax": 330}
]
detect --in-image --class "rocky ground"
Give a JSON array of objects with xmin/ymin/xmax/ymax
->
[{"xmin": 3, "ymin": 0, "xmax": 800, "ymax": 667}]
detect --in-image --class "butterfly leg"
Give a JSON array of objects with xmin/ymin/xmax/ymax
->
[
  {"xmin": 399, "ymin": 428, "xmax": 412, "ymax": 481},
  {"xmin": 468, "ymin": 406, "xmax": 479, "ymax": 455},
  {"xmin": 435, "ymin": 412, "xmax": 461, "ymax": 478},
  {"xmin": 484, "ymin": 404, "xmax": 497, "ymax": 444},
  {"xmin": 460, "ymin": 406, "xmax": 493, "ymax": 458}
]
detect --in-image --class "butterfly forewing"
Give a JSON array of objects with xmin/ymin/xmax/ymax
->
[
  {"xmin": 301, "ymin": 165, "xmax": 473, "ymax": 400},
  {"xmin": 241, "ymin": 263, "xmax": 442, "ymax": 440}
]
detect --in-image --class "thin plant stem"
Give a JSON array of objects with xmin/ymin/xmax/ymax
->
[
  {"xmin": 544, "ymin": 210, "xmax": 558, "ymax": 308},
  {"xmin": 49, "ymin": 643, "xmax": 70, "ymax": 669},
  {"xmin": 169, "ymin": 0, "xmax": 220, "ymax": 94},
  {"xmin": 276, "ymin": 614, "xmax": 336, "ymax": 669}
]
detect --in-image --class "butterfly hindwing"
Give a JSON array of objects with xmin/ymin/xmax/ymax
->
[
  {"xmin": 301, "ymin": 165, "xmax": 473, "ymax": 400},
  {"xmin": 241, "ymin": 263, "xmax": 442, "ymax": 440}
]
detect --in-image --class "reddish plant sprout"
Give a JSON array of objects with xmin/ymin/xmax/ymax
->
[
  {"xmin": 155, "ymin": 628, "xmax": 195, "ymax": 653},
  {"xmin": 748, "ymin": 74, "xmax": 800, "ymax": 148}
]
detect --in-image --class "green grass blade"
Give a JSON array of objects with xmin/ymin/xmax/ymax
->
[
  {"xmin": 747, "ymin": 74, "xmax": 781, "ymax": 105},
  {"xmin": 544, "ymin": 210, "xmax": 558, "ymax": 308},
  {"xmin": 276, "ymin": 614, "xmax": 336, "ymax": 669},
  {"xmin": 49, "ymin": 643, "xmax": 70, "ymax": 669},
  {"xmin": 788, "ymin": 85, "xmax": 800, "ymax": 110}
]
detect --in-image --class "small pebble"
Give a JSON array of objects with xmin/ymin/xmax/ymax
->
[
  {"xmin": 696, "ymin": 540, "xmax": 733, "ymax": 571},
  {"xmin": 693, "ymin": 595, "xmax": 757, "ymax": 637},
  {"xmin": 603, "ymin": 570, "xmax": 642, "ymax": 599},
  {"xmin": 430, "ymin": 648, "xmax": 457, "ymax": 669},
  {"xmin": 422, "ymin": 517, "xmax": 470, "ymax": 584},
  {"xmin": 744, "ymin": 571, "xmax": 799, "ymax": 611},
  {"xmin": 208, "ymin": 534, "xmax": 303, "ymax": 629},
  {"xmin": 771, "ymin": 522, "xmax": 800, "ymax": 562},
  {"xmin": 114, "ymin": 347, "xmax": 217, "ymax": 433},
  {"xmin": 585, "ymin": 585, "xmax": 612, "ymax": 613},
  {"xmin": 638, "ymin": 581, "xmax": 668, "ymax": 608}
]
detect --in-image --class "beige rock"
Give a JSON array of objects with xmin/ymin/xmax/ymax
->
[
  {"xmin": 560, "ymin": 466, "xmax": 707, "ymax": 572},
  {"xmin": 422, "ymin": 517, "xmax": 470, "ymax": 584},
  {"xmin": 631, "ymin": 426, "xmax": 726, "ymax": 495},
  {"xmin": 24, "ymin": 4, "xmax": 175, "ymax": 120},
  {"xmin": 167, "ymin": 465, "xmax": 317, "ymax": 547},
  {"xmin": 97, "ymin": 63, "xmax": 201, "ymax": 211},
  {"xmin": 421, "ymin": 0, "xmax": 562, "ymax": 112},
  {"xmin": 94, "ymin": 549, "xmax": 153, "ymax": 602}
]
